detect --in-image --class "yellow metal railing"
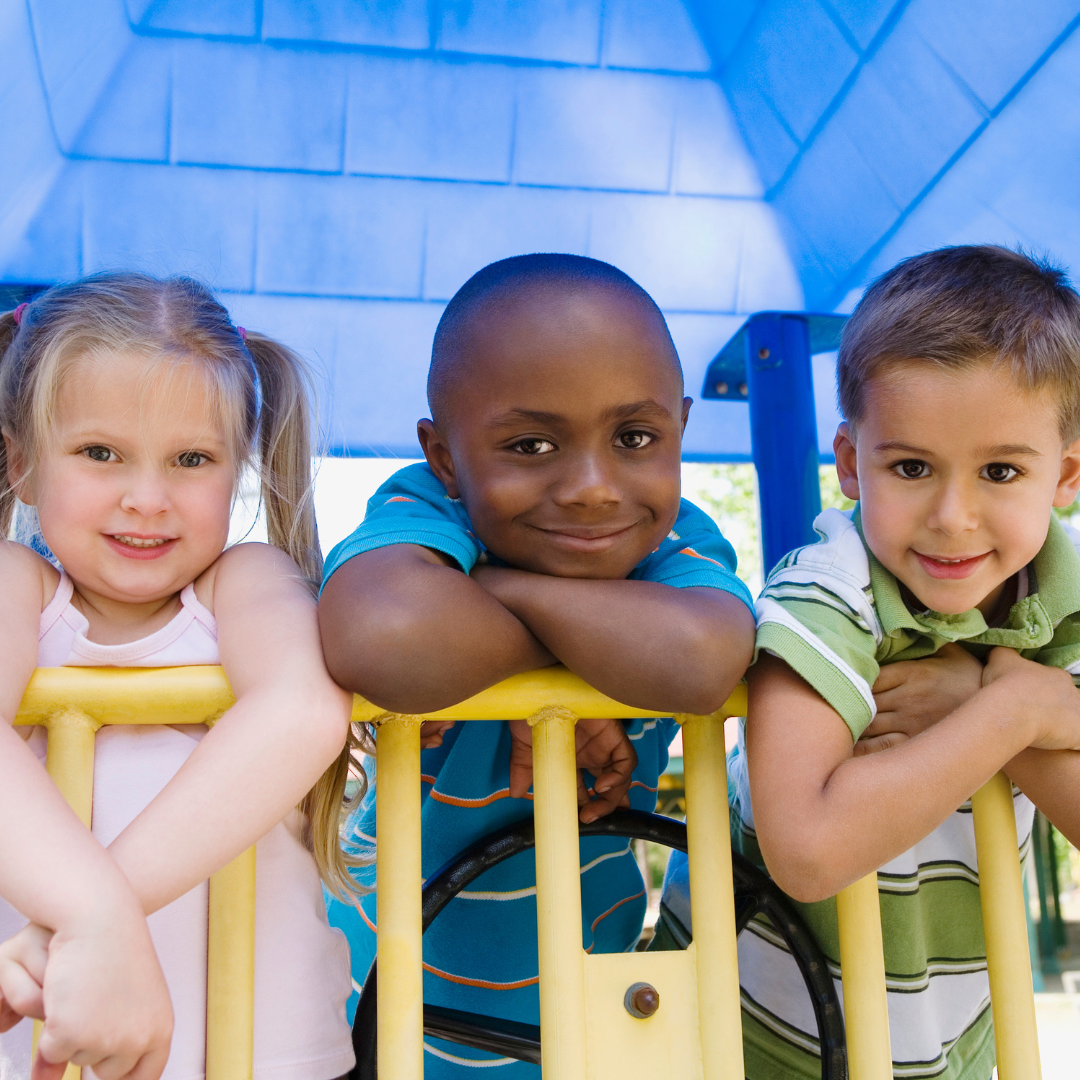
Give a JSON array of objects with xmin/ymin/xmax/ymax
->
[{"xmin": 13, "ymin": 666, "xmax": 1042, "ymax": 1080}]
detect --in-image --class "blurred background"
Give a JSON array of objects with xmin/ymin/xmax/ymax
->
[{"xmin": 3, "ymin": 0, "xmax": 1080, "ymax": 1052}]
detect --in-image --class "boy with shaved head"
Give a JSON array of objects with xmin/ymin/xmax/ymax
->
[{"xmin": 319, "ymin": 254, "xmax": 755, "ymax": 1076}]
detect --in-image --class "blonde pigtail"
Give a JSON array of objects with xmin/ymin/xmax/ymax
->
[
  {"xmin": 242, "ymin": 332, "xmax": 323, "ymax": 587},
  {"xmin": 0, "ymin": 311, "xmax": 20, "ymax": 536},
  {"xmin": 242, "ymin": 330, "xmax": 372, "ymax": 899}
]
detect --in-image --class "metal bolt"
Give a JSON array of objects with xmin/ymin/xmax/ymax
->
[
  {"xmin": 714, "ymin": 381, "xmax": 728, "ymax": 395},
  {"xmin": 738, "ymin": 382, "xmax": 748, "ymax": 396},
  {"xmin": 758, "ymin": 346, "xmax": 770, "ymax": 360},
  {"xmin": 624, "ymin": 981, "xmax": 660, "ymax": 1019}
]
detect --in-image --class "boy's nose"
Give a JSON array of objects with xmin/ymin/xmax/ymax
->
[
  {"xmin": 927, "ymin": 483, "xmax": 979, "ymax": 536},
  {"xmin": 553, "ymin": 454, "xmax": 621, "ymax": 508}
]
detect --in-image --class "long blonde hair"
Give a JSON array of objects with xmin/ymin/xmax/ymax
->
[{"xmin": 0, "ymin": 274, "xmax": 371, "ymax": 900}]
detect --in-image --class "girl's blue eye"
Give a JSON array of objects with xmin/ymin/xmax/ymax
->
[
  {"xmin": 178, "ymin": 451, "xmax": 207, "ymax": 468},
  {"xmin": 85, "ymin": 446, "xmax": 112, "ymax": 463}
]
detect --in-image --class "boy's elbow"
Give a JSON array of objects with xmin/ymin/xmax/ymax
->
[
  {"xmin": 758, "ymin": 834, "xmax": 846, "ymax": 904},
  {"xmin": 674, "ymin": 614, "xmax": 755, "ymax": 714}
]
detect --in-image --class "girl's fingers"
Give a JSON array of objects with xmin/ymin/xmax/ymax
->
[{"xmin": 0, "ymin": 958, "xmax": 45, "ymax": 1023}]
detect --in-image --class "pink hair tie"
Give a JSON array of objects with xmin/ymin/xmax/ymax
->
[
  {"xmin": 237, "ymin": 326, "xmax": 247, "ymax": 342},
  {"xmin": 12, "ymin": 303, "xmax": 28, "ymax": 325}
]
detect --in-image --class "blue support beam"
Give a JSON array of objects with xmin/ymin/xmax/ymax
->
[{"xmin": 703, "ymin": 311, "xmax": 847, "ymax": 574}]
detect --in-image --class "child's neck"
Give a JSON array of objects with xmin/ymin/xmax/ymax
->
[{"xmin": 69, "ymin": 582, "xmax": 186, "ymax": 646}]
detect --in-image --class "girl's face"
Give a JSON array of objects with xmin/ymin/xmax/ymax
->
[{"xmin": 16, "ymin": 350, "xmax": 237, "ymax": 605}]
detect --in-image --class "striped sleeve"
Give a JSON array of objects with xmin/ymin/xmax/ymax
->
[{"xmin": 754, "ymin": 509, "xmax": 883, "ymax": 740}]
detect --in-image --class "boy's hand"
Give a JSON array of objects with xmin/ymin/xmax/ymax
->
[
  {"xmin": 507, "ymin": 718, "xmax": 638, "ymax": 823},
  {"xmin": 981, "ymin": 647, "xmax": 1080, "ymax": 751},
  {"xmin": 857, "ymin": 644, "xmax": 983, "ymax": 756},
  {"xmin": 420, "ymin": 721, "xmax": 455, "ymax": 749}
]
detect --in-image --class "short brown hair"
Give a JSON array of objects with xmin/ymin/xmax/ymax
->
[{"xmin": 838, "ymin": 246, "xmax": 1080, "ymax": 439}]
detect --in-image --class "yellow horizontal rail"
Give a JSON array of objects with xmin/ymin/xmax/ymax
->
[{"xmin": 13, "ymin": 664, "xmax": 749, "ymax": 728}]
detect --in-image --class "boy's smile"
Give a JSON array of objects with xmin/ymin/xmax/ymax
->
[
  {"xmin": 834, "ymin": 362, "xmax": 1080, "ymax": 617},
  {"xmin": 418, "ymin": 284, "xmax": 689, "ymax": 579}
]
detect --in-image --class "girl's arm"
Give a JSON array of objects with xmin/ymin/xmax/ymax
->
[
  {"xmin": 106, "ymin": 543, "xmax": 352, "ymax": 915},
  {"xmin": 0, "ymin": 544, "xmax": 172, "ymax": 1080},
  {"xmin": 471, "ymin": 567, "xmax": 755, "ymax": 716},
  {"xmin": 746, "ymin": 648, "xmax": 1080, "ymax": 902}
]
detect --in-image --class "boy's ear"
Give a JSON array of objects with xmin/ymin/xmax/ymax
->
[
  {"xmin": 681, "ymin": 397, "xmax": 692, "ymax": 433},
  {"xmin": 2, "ymin": 431, "xmax": 33, "ymax": 506},
  {"xmin": 416, "ymin": 419, "xmax": 461, "ymax": 500},
  {"xmin": 833, "ymin": 423, "xmax": 861, "ymax": 501},
  {"xmin": 1053, "ymin": 434, "xmax": 1080, "ymax": 508}
]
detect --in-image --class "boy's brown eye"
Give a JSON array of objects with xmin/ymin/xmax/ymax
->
[
  {"xmin": 618, "ymin": 432, "xmax": 653, "ymax": 449},
  {"xmin": 513, "ymin": 438, "xmax": 555, "ymax": 456},
  {"xmin": 894, "ymin": 460, "xmax": 928, "ymax": 479},
  {"xmin": 982, "ymin": 462, "xmax": 1019, "ymax": 483}
]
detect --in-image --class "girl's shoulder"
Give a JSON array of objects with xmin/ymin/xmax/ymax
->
[
  {"xmin": 0, "ymin": 537, "xmax": 62, "ymax": 613},
  {"xmin": 191, "ymin": 542, "xmax": 310, "ymax": 616}
]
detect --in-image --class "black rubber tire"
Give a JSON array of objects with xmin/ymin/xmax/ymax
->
[{"xmin": 350, "ymin": 808, "xmax": 846, "ymax": 1080}]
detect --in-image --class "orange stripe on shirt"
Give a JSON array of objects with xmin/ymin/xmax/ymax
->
[
  {"xmin": 422, "ymin": 962, "xmax": 539, "ymax": 990},
  {"xmin": 679, "ymin": 546, "xmax": 727, "ymax": 568},
  {"xmin": 428, "ymin": 787, "xmax": 533, "ymax": 808},
  {"xmin": 629, "ymin": 780, "xmax": 659, "ymax": 793},
  {"xmin": 590, "ymin": 890, "xmax": 645, "ymax": 934},
  {"xmin": 358, "ymin": 904, "xmax": 377, "ymax": 934},
  {"xmin": 385, "ymin": 496, "xmax": 416, "ymax": 503}
]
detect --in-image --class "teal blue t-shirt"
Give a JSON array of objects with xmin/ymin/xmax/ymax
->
[{"xmin": 323, "ymin": 463, "xmax": 751, "ymax": 1079}]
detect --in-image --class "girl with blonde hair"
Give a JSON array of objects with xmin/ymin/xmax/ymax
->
[{"xmin": 0, "ymin": 273, "xmax": 366, "ymax": 1080}]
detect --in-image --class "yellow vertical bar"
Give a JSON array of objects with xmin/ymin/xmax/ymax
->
[
  {"xmin": 377, "ymin": 717, "xmax": 424, "ymax": 1080},
  {"xmin": 679, "ymin": 715, "xmax": 743, "ymax": 1080},
  {"xmin": 835, "ymin": 873, "xmax": 892, "ymax": 1080},
  {"xmin": 971, "ymin": 772, "xmax": 1041, "ymax": 1080},
  {"xmin": 206, "ymin": 846, "xmax": 257, "ymax": 1080},
  {"xmin": 530, "ymin": 707, "xmax": 588, "ymax": 1080},
  {"xmin": 36, "ymin": 711, "xmax": 98, "ymax": 1080}
]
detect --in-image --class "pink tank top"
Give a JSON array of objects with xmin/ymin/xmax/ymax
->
[{"xmin": 0, "ymin": 574, "xmax": 354, "ymax": 1080}]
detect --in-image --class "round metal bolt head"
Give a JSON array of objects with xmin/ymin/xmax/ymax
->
[
  {"xmin": 714, "ymin": 381, "xmax": 728, "ymax": 395},
  {"xmin": 758, "ymin": 346, "xmax": 770, "ymax": 360},
  {"xmin": 738, "ymin": 382, "xmax": 748, "ymax": 396},
  {"xmin": 624, "ymin": 981, "xmax": 660, "ymax": 1019}
]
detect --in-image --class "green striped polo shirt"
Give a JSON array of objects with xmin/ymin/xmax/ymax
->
[{"xmin": 733, "ymin": 508, "xmax": 1080, "ymax": 1080}]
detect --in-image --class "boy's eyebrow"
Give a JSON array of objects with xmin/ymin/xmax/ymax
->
[
  {"xmin": 873, "ymin": 440, "xmax": 1042, "ymax": 457},
  {"xmin": 487, "ymin": 400, "xmax": 673, "ymax": 428}
]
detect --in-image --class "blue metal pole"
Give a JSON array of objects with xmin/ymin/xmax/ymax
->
[{"xmin": 744, "ymin": 314, "xmax": 821, "ymax": 575}]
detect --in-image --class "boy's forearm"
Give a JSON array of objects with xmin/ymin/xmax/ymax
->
[
  {"xmin": 1003, "ymin": 748, "xmax": 1080, "ymax": 846},
  {"xmin": 473, "ymin": 567, "xmax": 755, "ymax": 713},
  {"xmin": 319, "ymin": 546, "xmax": 555, "ymax": 713},
  {"xmin": 748, "ymin": 658, "xmax": 1045, "ymax": 901}
]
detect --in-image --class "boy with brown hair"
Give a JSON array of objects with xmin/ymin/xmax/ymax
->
[{"xmin": 736, "ymin": 245, "xmax": 1080, "ymax": 1079}]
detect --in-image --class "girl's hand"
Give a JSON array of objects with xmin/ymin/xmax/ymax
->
[
  {"xmin": 981, "ymin": 647, "xmax": 1080, "ymax": 751},
  {"xmin": 0, "ymin": 906, "xmax": 173, "ymax": 1080},
  {"xmin": 507, "ymin": 718, "xmax": 637, "ymax": 823},
  {"xmin": 857, "ymin": 644, "xmax": 983, "ymax": 756}
]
